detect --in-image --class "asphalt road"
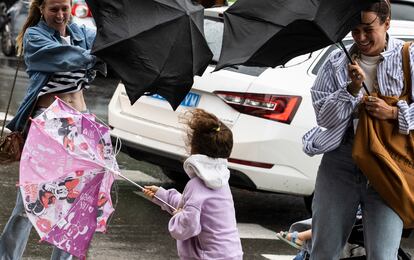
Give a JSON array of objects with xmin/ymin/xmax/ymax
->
[{"xmin": 1, "ymin": 54, "xmax": 413, "ymax": 260}]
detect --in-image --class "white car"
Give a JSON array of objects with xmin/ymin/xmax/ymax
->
[{"xmin": 108, "ymin": 7, "xmax": 414, "ymax": 210}]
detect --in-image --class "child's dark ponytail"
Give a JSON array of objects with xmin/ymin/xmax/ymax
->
[{"xmin": 183, "ymin": 109, "xmax": 233, "ymax": 158}]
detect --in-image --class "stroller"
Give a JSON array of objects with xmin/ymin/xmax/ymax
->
[{"xmin": 285, "ymin": 218, "xmax": 412, "ymax": 260}]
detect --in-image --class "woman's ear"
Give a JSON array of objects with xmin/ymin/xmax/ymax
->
[{"xmin": 385, "ymin": 17, "xmax": 391, "ymax": 30}]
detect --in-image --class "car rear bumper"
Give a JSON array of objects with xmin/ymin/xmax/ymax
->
[{"xmin": 110, "ymin": 126, "xmax": 315, "ymax": 196}]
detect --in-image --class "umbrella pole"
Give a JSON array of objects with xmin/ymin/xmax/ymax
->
[
  {"xmin": 339, "ymin": 41, "xmax": 370, "ymax": 95},
  {"xmin": 115, "ymin": 172, "xmax": 177, "ymax": 212}
]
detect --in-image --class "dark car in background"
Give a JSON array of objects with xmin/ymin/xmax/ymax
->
[
  {"xmin": 0, "ymin": 0, "xmax": 16, "ymax": 8},
  {"xmin": 0, "ymin": 0, "xmax": 28, "ymax": 56}
]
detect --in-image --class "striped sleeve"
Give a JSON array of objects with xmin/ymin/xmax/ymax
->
[
  {"xmin": 392, "ymin": 44, "xmax": 414, "ymax": 134},
  {"xmin": 311, "ymin": 56, "xmax": 361, "ymax": 129}
]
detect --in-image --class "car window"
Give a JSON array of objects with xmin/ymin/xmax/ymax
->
[
  {"xmin": 392, "ymin": 2, "xmax": 414, "ymax": 21},
  {"xmin": 311, "ymin": 40, "xmax": 354, "ymax": 75},
  {"xmin": 204, "ymin": 17, "xmax": 224, "ymax": 62},
  {"xmin": 204, "ymin": 17, "xmax": 267, "ymax": 76}
]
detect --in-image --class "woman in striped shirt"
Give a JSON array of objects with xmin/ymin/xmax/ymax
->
[{"xmin": 307, "ymin": 1, "xmax": 413, "ymax": 259}]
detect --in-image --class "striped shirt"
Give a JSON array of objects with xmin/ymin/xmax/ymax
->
[
  {"xmin": 303, "ymin": 36, "xmax": 414, "ymax": 155},
  {"xmin": 38, "ymin": 35, "xmax": 90, "ymax": 96},
  {"xmin": 38, "ymin": 70, "xmax": 90, "ymax": 96}
]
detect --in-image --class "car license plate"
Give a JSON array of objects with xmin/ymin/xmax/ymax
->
[{"xmin": 150, "ymin": 92, "xmax": 200, "ymax": 107}]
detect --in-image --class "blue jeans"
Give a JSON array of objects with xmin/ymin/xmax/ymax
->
[
  {"xmin": 0, "ymin": 190, "xmax": 72, "ymax": 260},
  {"xmin": 310, "ymin": 134, "xmax": 403, "ymax": 260},
  {"xmin": 0, "ymin": 108, "xmax": 73, "ymax": 260}
]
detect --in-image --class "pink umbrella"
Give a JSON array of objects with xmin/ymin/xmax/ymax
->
[{"xmin": 19, "ymin": 98, "xmax": 118, "ymax": 259}]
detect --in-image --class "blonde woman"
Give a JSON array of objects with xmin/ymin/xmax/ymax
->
[{"xmin": 0, "ymin": 0, "xmax": 99, "ymax": 259}]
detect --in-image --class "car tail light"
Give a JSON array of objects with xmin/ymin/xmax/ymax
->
[
  {"xmin": 214, "ymin": 91, "xmax": 302, "ymax": 124},
  {"xmin": 72, "ymin": 3, "xmax": 92, "ymax": 18}
]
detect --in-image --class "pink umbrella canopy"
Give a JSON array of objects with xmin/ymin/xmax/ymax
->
[{"xmin": 19, "ymin": 98, "xmax": 119, "ymax": 258}]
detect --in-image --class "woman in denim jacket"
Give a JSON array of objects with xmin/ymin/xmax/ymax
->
[{"xmin": 0, "ymin": 0, "xmax": 99, "ymax": 259}]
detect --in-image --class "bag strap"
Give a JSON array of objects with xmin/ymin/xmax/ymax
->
[
  {"xmin": 402, "ymin": 42, "xmax": 412, "ymax": 100},
  {"xmin": 1, "ymin": 56, "xmax": 22, "ymax": 137}
]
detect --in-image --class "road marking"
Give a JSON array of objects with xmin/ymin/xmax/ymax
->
[
  {"xmin": 237, "ymin": 223, "xmax": 278, "ymax": 240},
  {"xmin": 116, "ymin": 169, "xmax": 164, "ymax": 184},
  {"xmin": 0, "ymin": 112, "xmax": 14, "ymax": 127},
  {"xmin": 262, "ymin": 254, "xmax": 297, "ymax": 260}
]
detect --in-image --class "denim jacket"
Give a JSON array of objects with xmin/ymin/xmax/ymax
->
[{"xmin": 7, "ymin": 20, "xmax": 97, "ymax": 132}]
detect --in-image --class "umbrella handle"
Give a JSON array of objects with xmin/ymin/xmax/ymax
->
[
  {"xmin": 339, "ymin": 41, "xmax": 370, "ymax": 95},
  {"xmin": 114, "ymin": 172, "xmax": 177, "ymax": 212}
]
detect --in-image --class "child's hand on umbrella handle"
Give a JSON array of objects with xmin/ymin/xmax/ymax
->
[{"xmin": 143, "ymin": 185, "xmax": 159, "ymax": 198}]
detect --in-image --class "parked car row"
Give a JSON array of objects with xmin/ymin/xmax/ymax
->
[{"xmin": 108, "ymin": 3, "xmax": 414, "ymax": 210}]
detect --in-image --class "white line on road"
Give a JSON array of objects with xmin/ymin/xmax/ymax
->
[
  {"xmin": 262, "ymin": 254, "xmax": 297, "ymax": 260},
  {"xmin": 237, "ymin": 223, "xmax": 278, "ymax": 240},
  {"xmin": 0, "ymin": 112, "xmax": 14, "ymax": 127},
  {"xmin": 116, "ymin": 169, "xmax": 164, "ymax": 184}
]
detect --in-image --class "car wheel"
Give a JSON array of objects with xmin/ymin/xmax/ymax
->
[
  {"xmin": 161, "ymin": 167, "xmax": 189, "ymax": 184},
  {"xmin": 1, "ymin": 22, "xmax": 15, "ymax": 57},
  {"xmin": 304, "ymin": 193, "xmax": 314, "ymax": 214}
]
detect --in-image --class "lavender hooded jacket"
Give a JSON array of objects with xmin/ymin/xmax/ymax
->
[{"xmin": 153, "ymin": 154, "xmax": 243, "ymax": 260}]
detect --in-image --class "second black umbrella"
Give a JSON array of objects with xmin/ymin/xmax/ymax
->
[{"xmin": 215, "ymin": 0, "xmax": 377, "ymax": 70}]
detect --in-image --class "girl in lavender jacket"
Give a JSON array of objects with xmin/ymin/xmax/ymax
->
[{"xmin": 143, "ymin": 109, "xmax": 243, "ymax": 260}]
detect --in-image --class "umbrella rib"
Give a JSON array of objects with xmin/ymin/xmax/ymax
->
[
  {"xmin": 227, "ymin": 12, "xmax": 285, "ymax": 28},
  {"xmin": 152, "ymin": 0, "xmax": 185, "ymax": 12},
  {"xmin": 29, "ymin": 120, "xmax": 119, "ymax": 176}
]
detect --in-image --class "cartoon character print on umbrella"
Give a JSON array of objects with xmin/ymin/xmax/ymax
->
[
  {"xmin": 97, "ymin": 138, "xmax": 112, "ymax": 161},
  {"xmin": 57, "ymin": 118, "xmax": 78, "ymax": 152},
  {"xmin": 96, "ymin": 191, "xmax": 109, "ymax": 227},
  {"xmin": 43, "ymin": 173, "xmax": 104, "ymax": 258},
  {"xmin": 19, "ymin": 98, "xmax": 118, "ymax": 257},
  {"xmin": 25, "ymin": 177, "xmax": 81, "ymax": 217},
  {"xmin": 51, "ymin": 211, "xmax": 91, "ymax": 253}
]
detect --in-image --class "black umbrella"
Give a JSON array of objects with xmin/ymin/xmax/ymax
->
[
  {"xmin": 86, "ymin": 0, "xmax": 213, "ymax": 110},
  {"xmin": 215, "ymin": 0, "xmax": 378, "ymax": 71}
]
